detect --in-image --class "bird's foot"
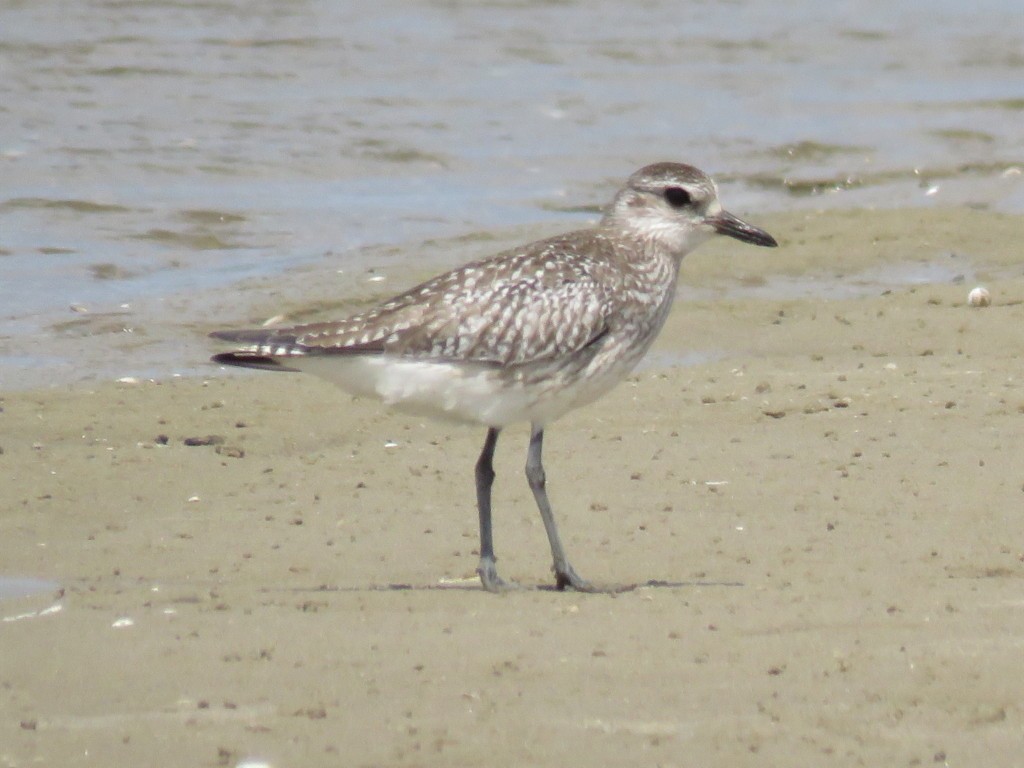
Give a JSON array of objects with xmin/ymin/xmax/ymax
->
[
  {"xmin": 554, "ymin": 563, "xmax": 600, "ymax": 593},
  {"xmin": 477, "ymin": 557, "xmax": 520, "ymax": 593}
]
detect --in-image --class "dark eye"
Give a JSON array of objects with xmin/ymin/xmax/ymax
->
[{"xmin": 663, "ymin": 186, "xmax": 691, "ymax": 208}]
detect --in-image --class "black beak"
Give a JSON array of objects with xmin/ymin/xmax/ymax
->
[{"xmin": 709, "ymin": 210, "xmax": 778, "ymax": 248}]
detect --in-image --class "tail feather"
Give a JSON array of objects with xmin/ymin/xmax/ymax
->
[
  {"xmin": 210, "ymin": 352, "xmax": 300, "ymax": 373},
  {"xmin": 209, "ymin": 329, "xmax": 295, "ymax": 345},
  {"xmin": 209, "ymin": 327, "xmax": 305, "ymax": 371}
]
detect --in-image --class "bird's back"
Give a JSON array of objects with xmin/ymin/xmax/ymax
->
[{"xmin": 212, "ymin": 228, "xmax": 637, "ymax": 368}]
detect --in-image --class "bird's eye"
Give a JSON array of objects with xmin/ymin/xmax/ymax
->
[{"xmin": 663, "ymin": 186, "xmax": 692, "ymax": 208}]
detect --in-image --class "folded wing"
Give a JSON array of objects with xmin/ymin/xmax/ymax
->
[{"xmin": 211, "ymin": 232, "xmax": 621, "ymax": 370}]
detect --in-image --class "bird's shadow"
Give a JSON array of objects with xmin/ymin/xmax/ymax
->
[{"xmin": 265, "ymin": 579, "xmax": 743, "ymax": 595}]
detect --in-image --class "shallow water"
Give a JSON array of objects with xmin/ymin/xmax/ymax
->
[
  {"xmin": 2, "ymin": 0, "xmax": 1022, "ymax": 388},
  {"xmin": 0, "ymin": 576, "xmax": 60, "ymax": 602}
]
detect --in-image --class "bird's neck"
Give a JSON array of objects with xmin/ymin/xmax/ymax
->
[
  {"xmin": 598, "ymin": 219, "xmax": 690, "ymax": 272},
  {"xmin": 600, "ymin": 214, "xmax": 707, "ymax": 266}
]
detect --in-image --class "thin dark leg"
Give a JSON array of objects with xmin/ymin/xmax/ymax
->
[
  {"xmin": 475, "ymin": 427, "xmax": 514, "ymax": 591},
  {"xmin": 525, "ymin": 423, "xmax": 595, "ymax": 591}
]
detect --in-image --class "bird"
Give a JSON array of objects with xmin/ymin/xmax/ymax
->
[{"xmin": 210, "ymin": 162, "xmax": 778, "ymax": 592}]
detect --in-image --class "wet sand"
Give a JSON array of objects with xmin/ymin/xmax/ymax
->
[{"xmin": 2, "ymin": 207, "xmax": 1023, "ymax": 766}]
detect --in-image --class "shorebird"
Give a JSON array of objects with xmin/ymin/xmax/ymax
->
[{"xmin": 210, "ymin": 162, "xmax": 777, "ymax": 592}]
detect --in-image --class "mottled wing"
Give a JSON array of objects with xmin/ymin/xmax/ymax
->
[{"xmin": 211, "ymin": 232, "xmax": 620, "ymax": 368}]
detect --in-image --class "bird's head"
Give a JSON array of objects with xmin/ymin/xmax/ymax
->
[{"xmin": 604, "ymin": 162, "xmax": 778, "ymax": 256}]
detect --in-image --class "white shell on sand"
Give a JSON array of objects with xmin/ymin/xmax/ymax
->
[{"xmin": 967, "ymin": 286, "xmax": 991, "ymax": 307}]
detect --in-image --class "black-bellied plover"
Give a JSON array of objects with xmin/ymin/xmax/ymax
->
[{"xmin": 210, "ymin": 162, "xmax": 777, "ymax": 592}]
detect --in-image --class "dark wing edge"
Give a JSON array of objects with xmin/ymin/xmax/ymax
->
[
  {"xmin": 208, "ymin": 326, "xmax": 390, "ymax": 372},
  {"xmin": 210, "ymin": 352, "xmax": 301, "ymax": 373},
  {"xmin": 209, "ymin": 328, "xmax": 308, "ymax": 372}
]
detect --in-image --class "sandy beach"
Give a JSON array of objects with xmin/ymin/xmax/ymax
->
[{"xmin": 2, "ymin": 207, "xmax": 1023, "ymax": 766}]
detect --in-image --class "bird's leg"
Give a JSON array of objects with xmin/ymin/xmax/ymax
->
[
  {"xmin": 526, "ymin": 424, "xmax": 596, "ymax": 592},
  {"xmin": 475, "ymin": 427, "xmax": 516, "ymax": 592}
]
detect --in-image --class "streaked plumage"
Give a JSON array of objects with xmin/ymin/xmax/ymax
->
[{"xmin": 211, "ymin": 162, "xmax": 778, "ymax": 592}]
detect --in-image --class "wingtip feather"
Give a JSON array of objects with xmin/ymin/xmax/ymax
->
[{"xmin": 210, "ymin": 352, "xmax": 299, "ymax": 373}]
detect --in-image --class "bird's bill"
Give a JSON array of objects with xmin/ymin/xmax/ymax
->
[{"xmin": 709, "ymin": 210, "xmax": 778, "ymax": 248}]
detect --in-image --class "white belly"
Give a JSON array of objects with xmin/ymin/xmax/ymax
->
[{"xmin": 291, "ymin": 350, "xmax": 637, "ymax": 428}]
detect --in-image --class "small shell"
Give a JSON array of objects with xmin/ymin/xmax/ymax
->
[{"xmin": 967, "ymin": 286, "xmax": 991, "ymax": 307}]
